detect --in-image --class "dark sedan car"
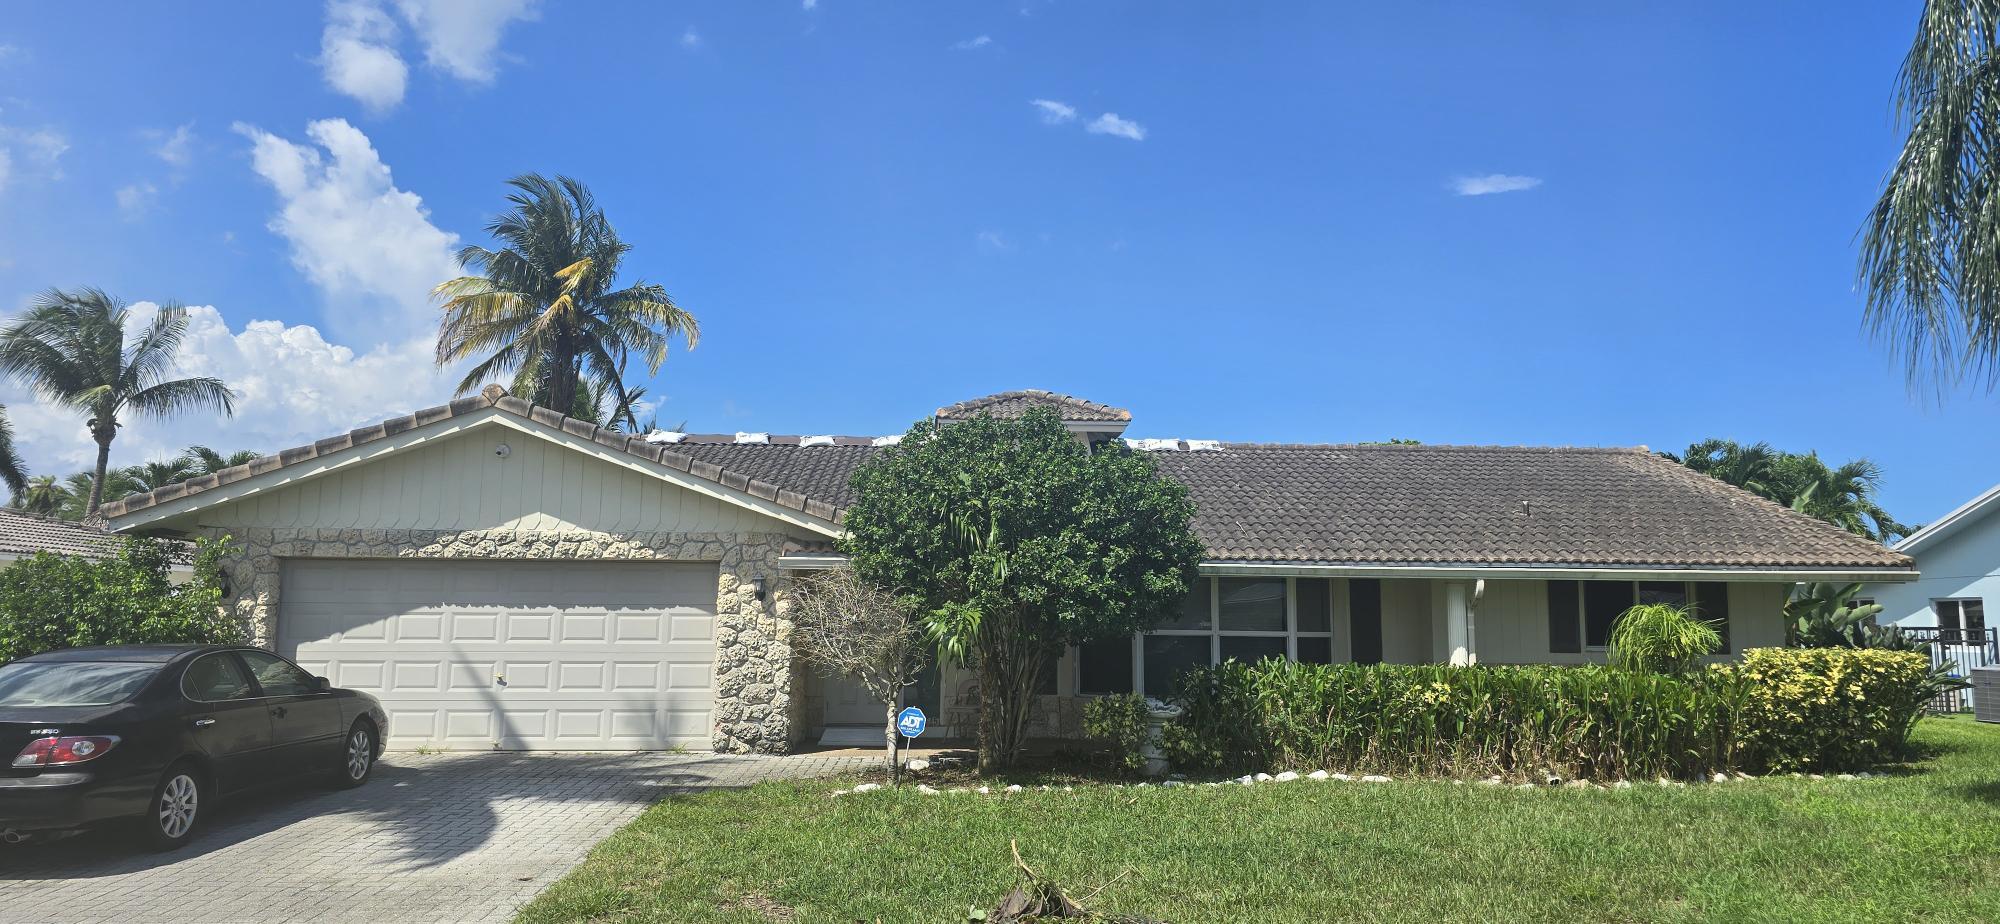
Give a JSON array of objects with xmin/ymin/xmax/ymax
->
[{"xmin": 0, "ymin": 645, "xmax": 388, "ymax": 849}]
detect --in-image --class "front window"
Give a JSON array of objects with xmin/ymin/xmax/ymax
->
[
  {"xmin": 1936, "ymin": 599, "xmax": 1987, "ymax": 644},
  {"xmin": 1549, "ymin": 580, "xmax": 1731, "ymax": 654},
  {"xmin": 1079, "ymin": 577, "xmax": 1338, "ymax": 697},
  {"xmin": 0, "ymin": 661, "xmax": 159, "ymax": 707}
]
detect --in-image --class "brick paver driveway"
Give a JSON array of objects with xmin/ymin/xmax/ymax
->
[{"xmin": 1, "ymin": 751, "xmax": 872, "ymax": 924}]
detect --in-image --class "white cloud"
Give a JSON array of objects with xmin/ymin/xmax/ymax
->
[
  {"xmin": 0, "ymin": 303, "xmax": 452, "ymax": 479},
  {"xmin": 393, "ymin": 0, "xmax": 537, "ymax": 83},
  {"xmin": 1452, "ymin": 173, "xmax": 1542, "ymax": 196},
  {"xmin": 976, "ymin": 229, "xmax": 1011, "ymax": 252},
  {"xmin": 153, "ymin": 123, "xmax": 196, "ymax": 168},
  {"xmin": 233, "ymin": 118, "xmax": 460, "ymax": 344},
  {"xmin": 115, "ymin": 182, "xmax": 158, "ymax": 219},
  {"xmin": 680, "ymin": 27, "xmax": 701, "ymax": 48},
  {"xmin": 320, "ymin": 0, "xmax": 409, "ymax": 112},
  {"xmin": 954, "ymin": 35, "xmax": 992, "ymax": 50},
  {"xmin": 1086, "ymin": 112, "xmax": 1145, "ymax": 141},
  {"xmin": 1030, "ymin": 99, "xmax": 1076, "ymax": 124},
  {"xmin": 802, "ymin": 0, "xmax": 817, "ymax": 9},
  {"xmin": 0, "ymin": 124, "xmax": 67, "ymax": 192}
]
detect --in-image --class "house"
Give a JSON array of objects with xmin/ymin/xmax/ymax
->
[
  {"xmin": 1860, "ymin": 483, "xmax": 2000, "ymax": 642},
  {"xmin": 1859, "ymin": 484, "xmax": 2000, "ymax": 704},
  {"xmin": 0, "ymin": 507, "xmax": 128, "ymax": 564},
  {"xmin": 101, "ymin": 387, "xmax": 1918, "ymax": 753}
]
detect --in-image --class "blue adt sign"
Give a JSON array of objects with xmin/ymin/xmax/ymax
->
[{"xmin": 895, "ymin": 706, "xmax": 927, "ymax": 739}]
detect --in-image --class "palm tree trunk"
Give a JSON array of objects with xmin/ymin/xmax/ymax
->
[{"xmin": 86, "ymin": 432, "xmax": 113, "ymax": 515}]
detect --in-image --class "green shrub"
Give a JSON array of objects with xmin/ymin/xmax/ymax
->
[
  {"xmin": 1160, "ymin": 650, "xmax": 1939, "ymax": 779},
  {"xmin": 1724, "ymin": 647, "xmax": 1934, "ymax": 771},
  {"xmin": 0, "ymin": 536, "xmax": 242, "ymax": 664},
  {"xmin": 1162, "ymin": 659, "xmax": 1751, "ymax": 780},
  {"xmin": 1608, "ymin": 603, "xmax": 1721, "ymax": 675},
  {"xmin": 1080, "ymin": 692, "xmax": 1151, "ymax": 775}
]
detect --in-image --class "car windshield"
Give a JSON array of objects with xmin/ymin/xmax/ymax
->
[{"xmin": 0, "ymin": 661, "xmax": 161, "ymax": 707}]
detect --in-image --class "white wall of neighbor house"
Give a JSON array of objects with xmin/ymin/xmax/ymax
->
[
  {"xmin": 197, "ymin": 428, "xmax": 781, "ymax": 534},
  {"xmin": 1861, "ymin": 511, "xmax": 2000, "ymax": 636}
]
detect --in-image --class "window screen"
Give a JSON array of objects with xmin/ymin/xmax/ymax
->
[
  {"xmin": 1547, "ymin": 580, "xmax": 1581, "ymax": 653},
  {"xmin": 1583, "ymin": 581, "xmax": 1633, "ymax": 649},
  {"xmin": 1077, "ymin": 636, "xmax": 1134, "ymax": 695},
  {"xmin": 1694, "ymin": 582, "xmax": 1731, "ymax": 654},
  {"xmin": 1349, "ymin": 579, "xmax": 1383, "ymax": 664}
]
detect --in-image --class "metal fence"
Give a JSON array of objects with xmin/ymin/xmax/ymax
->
[{"xmin": 1902, "ymin": 626, "xmax": 2000, "ymax": 713}]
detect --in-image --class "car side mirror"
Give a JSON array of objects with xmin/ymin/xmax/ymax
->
[{"xmin": 315, "ymin": 676, "xmax": 332, "ymax": 693}]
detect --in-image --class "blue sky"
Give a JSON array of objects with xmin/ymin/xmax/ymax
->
[{"xmin": 0, "ymin": 2, "xmax": 1990, "ymax": 525}]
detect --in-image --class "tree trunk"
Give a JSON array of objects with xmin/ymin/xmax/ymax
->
[
  {"xmin": 884, "ymin": 701, "xmax": 901, "ymax": 785},
  {"xmin": 85, "ymin": 431, "xmax": 113, "ymax": 515}
]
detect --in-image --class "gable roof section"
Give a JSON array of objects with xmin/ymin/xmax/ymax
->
[
  {"xmin": 1146, "ymin": 444, "xmax": 1910, "ymax": 571},
  {"xmin": 1892, "ymin": 481, "xmax": 2000, "ymax": 556},
  {"xmin": 99, "ymin": 385, "xmax": 849, "ymax": 534},
  {"xmin": 936, "ymin": 389, "xmax": 1131, "ymax": 422}
]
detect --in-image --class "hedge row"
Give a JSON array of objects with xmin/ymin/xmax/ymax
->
[{"xmin": 1160, "ymin": 648, "xmax": 1933, "ymax": 780}]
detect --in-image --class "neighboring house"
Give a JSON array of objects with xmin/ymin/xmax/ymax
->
[
  {"xmin": 1860, "ymin": 485, "xmax": 2000, "ymax": 702},
  {"xmin": 0, "ymin": 507, "xmax": 120, "ymax": 563},
  {"xmin": 102, "ymin": 387, "xmax": 1917, "ymax": 754}
]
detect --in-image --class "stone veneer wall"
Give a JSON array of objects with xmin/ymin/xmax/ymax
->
[{"xmin": 202, "ymin": 526, "xmax": 803, "ymax": 754}]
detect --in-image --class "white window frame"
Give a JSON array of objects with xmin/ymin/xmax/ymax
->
[
  {"xmin": 1557, "ymin": 580, "xmax": 1723, "ymax": 652},
  {"xmin": 1933, "ymin": 597, "xmax": 1986, "ymax": 642},
  {"xmin": 1122, "ymin": 576, "xmax": 1335, "ymax": 698}
]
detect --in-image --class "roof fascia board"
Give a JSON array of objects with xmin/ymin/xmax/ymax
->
[
  {"xmin": 1199, "ymin": 561, "xmax": 1921, "ymax": 584},
  {"xmin": 110, "ymin": 408, "xmax": 842, "ymax": 538},
  {"xmin": 768, "ymin": 555, "xmax": 1914, "ymax": 584},
  {"xmin": 1893, "ymin": 482, "xmax": 2000, "ymax": 555}
]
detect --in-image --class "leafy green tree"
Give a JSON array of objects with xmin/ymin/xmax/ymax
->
[
  {"xmin": 1861, "ymin": 1, "xmax": 2000, "ymax": 389},
  {"xmin": 0, "ymin": 406, "xmax": 27, "ymax": 500},
  {"xmin": 434, "ymin": 174, "xmax": 699, "ymax": 414},
  {"xmin": 1667, "ymin": 439, "xmax": 1913, "ymax": 543},
  {"xmin": 841, "ymin": 408, "xmax": 1204, "ymax": 771},
  {"xmin": 0, "ymin": 289, "xmax": 235, "ymax": 514},
  {"xmin": 0, "ymin": 536, "xmax": 241, "ymax": 664},
  {"xmin": 1606, "ymin": 604, "xmax": 1721, "ymax": 676}
]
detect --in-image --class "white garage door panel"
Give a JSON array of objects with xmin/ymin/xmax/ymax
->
[{"xmin": 279, "ymin": 559, "xmax": 718, "ymax": 751}]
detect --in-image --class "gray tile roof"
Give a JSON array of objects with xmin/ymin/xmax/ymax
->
[
  {"xmin": 1144, "ymin": 443, "xmax": 1911, "ymax": 570},
  {"xmin": 936, "ymin": 389, "xmax": 1131, "ymax": 422},
  {"xmin": 99, "ymin": 386, "xmax": 1912, "ymax": 572},
  {"xmin": 0, "ymin": 508, "xmax": 120, "ymax": 559}
]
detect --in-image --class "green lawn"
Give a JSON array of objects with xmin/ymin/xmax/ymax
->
[{"xmin": 518, "ymin": 717, "xmax": 2000, "ymax": 923}]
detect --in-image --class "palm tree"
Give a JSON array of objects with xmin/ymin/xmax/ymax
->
[
  {"xmin": 0, "ymin": 406, "xmax": 27, "ymax": 500},
  {"xmin": 434, "ymin": 174, "xmax": 699, "ymax": 413},
  {"xmin": 0, "ymin": 289, "xmax": 236, "ymax": 514},
  {"xmin": 13, "ymin": 475, "xmax": 64, "ymax": 516},
  {"xmin": 125, "ymin": 457, "xmax": 198, "ymax": 491},
  {"xmin": 185, "ymin": 445, "xmax": 260, "ymax": 475},
  {"xmin": 1668, "ymin": 439, "xmax": 1914, "ymax": 543},
  {"xmin": 1861, "ymin": 2, "xmax": 2000, "ymax": 388}
]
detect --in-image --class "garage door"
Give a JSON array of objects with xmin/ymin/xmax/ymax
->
[{"xmin": 278, "ymin": 560, "xmax": 717, "ymax": 751}]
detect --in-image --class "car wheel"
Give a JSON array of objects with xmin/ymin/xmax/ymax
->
[
  {"xmin": 334, "ymin": 720, "xmax": 376, "ymax": 789},
  {"xmin": 143, "ymin": 763, "xmax": 204, "ymax": 851}
]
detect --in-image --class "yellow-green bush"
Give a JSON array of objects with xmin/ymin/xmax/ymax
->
[{"xmin": 1723, "ymin": 647, "xmax": 1934, "ymax": 771}]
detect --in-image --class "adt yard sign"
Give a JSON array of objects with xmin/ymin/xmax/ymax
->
[{"xmin": 896, "ymin": 706, "xmax": 927, "ymax": 739}]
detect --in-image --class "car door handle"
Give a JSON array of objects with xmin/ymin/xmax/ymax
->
[
  {"xmin": 269, "ymin": 706, "xmax": 288, "ymax": 719},
  {"xmin": 193, "ymin": 717, "xmax": 216, "ymax": 728}
]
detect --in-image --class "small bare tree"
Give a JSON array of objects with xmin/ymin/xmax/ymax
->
[{"xmin": 789, "ymin": 569, "xmax": 931, "ymax": 782}]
